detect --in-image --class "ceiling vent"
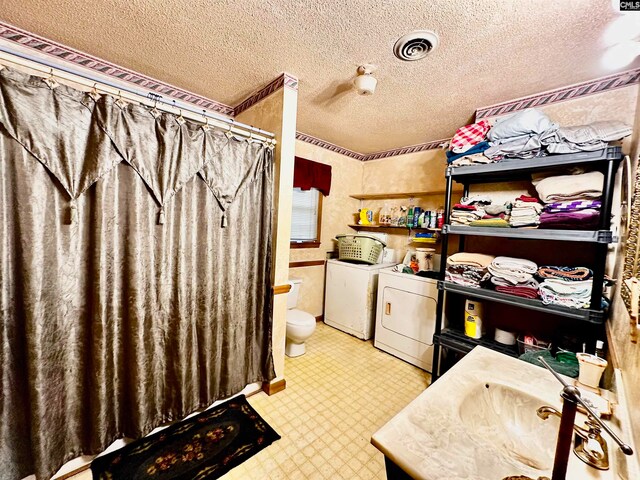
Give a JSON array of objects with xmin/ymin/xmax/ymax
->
[{"xmin": 393, "ymin": 31, "xmax": 439, "ymax": 61}]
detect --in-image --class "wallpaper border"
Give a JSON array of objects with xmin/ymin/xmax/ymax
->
[
  {"xmin": 0, "ymin": 21, "xmax": 300, "ymax": 119},
  {"xmin": 475, "ymin": 67, "xmax": 640, "ymax": 119},
  {"xmin": 0, "ymin": 21, "xmax": 236, "ymax": 116}
]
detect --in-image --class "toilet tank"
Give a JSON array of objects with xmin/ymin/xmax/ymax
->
[{"xmin": 287, "ymin": 278, "xmax": 303, "ymax": 309}]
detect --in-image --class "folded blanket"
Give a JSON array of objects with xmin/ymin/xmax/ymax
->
[
  {"xmin": 543, "ymin": 200, "xmax": 601, "ymax": 213},
  {"xmin": 445, "ymin": 271, "xmax": 482, "ymax": 288},
  {"xmin": 537, "ymin": 266, "xmax": 593, "ymax": 282},
  {"xmin": 483, "ymin": 135, "xmax": 545, "ymax": 160},
  {"xmin": 447, "ymin": 252, "xmax": 496, "ymax": 269},
  {"xmin": 534, "ymin": 171, "xmax": 603, "ymax": 203},
  {"xmin": 541, "ymin": 121, "xmax": 632, "ymax": 154},
  {"xmin": 488, "ymin": 256, "xmax": 538, "ymax": 285},
  {"xmin": 539, "ymin": 209, "xmax": 600, "ymax": 229},
  {"xmin": 446, "ymin": 141, "xmax": 490, "ymax": 164},
  {"xmin": 450, "ymin": 119, "xmax": 492, "ymax": 153},
  {"xmin": 469, "ymin": 218, "xmax": 510, "ymax": 228},
  {"xmin": 488, "ymin": 108, "xmax": 558, "ymax": 143}
]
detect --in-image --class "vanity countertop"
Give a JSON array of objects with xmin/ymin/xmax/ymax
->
[{"xmin": 371, "ymin": 346, "xmax": 636, "ymax": 480}]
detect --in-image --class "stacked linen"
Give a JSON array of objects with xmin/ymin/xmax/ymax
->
[
  {"xmin": 539, "ymin": 200, "xmax": 601, "ymax": 230},
  {"xmin": 483, "ymin": 108, "xmax": 558, "ymax": 161},
  {"xmin": 490, "ymin": 276, "xmax": 539, "ymax": 299},
  {"xmin": 450, "ymin": 204, "xmax": 485, "ymax": 225},
  {"xmin": 534, "ymin": 171, "xmax": 603, "ymax": 229},
  {"xmin": 487, "ymin": 257, "xmax": 539, "ymax": 298},
  {"xmin": 508, "ymin": 195, "xmax": 543, "ymax": 228},
  {"xmin": 450, "ymin": 195, "xmax": 491, "ymax": 226},
  {"xmin": 469, "ymin": 202, "xmax": 512, "ymax": 228},
  {"xmin": 540, "ymin": 121, "xmax": 632, "ymax": 154},
  {"xmin": 445, "ymin": 252, "xmax": 495, "ymax": 288},
  {"xmin": 446, "ymin": 120, "xmax": 492, "ymax": 165},
  {"xmin": 537, "ymin": 266, "xmax": 593, "ymax": 309}
]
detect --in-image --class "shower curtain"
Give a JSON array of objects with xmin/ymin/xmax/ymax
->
[{"xmin": 0, "ymin": 68, "xmax": 275, "ymax": 480}]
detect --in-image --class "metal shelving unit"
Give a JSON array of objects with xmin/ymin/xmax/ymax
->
[{"xmin": 431, "ymin": 146, "xmax": 622, "ymax": 381}]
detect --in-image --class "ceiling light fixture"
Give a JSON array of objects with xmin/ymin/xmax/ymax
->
[
  {"xmin": 393, "ymin": 30, "xmax": 439, "ymax": 61},
  {"xmin": 354, "ymin": 65, "xmax": 377, "ymax": 96}
]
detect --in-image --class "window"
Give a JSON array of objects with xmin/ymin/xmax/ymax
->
[{"xmin": 290, "ymin": 187, "xmax": 322, "ymax": 248}]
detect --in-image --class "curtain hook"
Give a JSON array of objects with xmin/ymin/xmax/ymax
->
[
  {"xmin": 176, "ymin": 108, "xmax": 186, "ymax": 125},
  {"xmin": 88, "ymin": 82, "xmax": 100, "ymax": 101},
  {"xmin": 225, "ymin": 122, "xmax": 233, "ymax": 139},
  {"xmin": 115, "ymin": 90, "xmax": 127, "ymax": 109},
  {"xmin": 43, "ymin": 68, "xmax": 58, "ymax": 89},
  {"xmin": 202, "ymin": 111, "xmax": 211, "ymax": 131}
]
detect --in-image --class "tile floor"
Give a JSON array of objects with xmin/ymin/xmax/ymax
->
[{"xmin": 68, "ymin": 322, "xmax": 430, "ymax": 479}]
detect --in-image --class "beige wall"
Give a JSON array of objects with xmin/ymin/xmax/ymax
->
[
  {"xmin": 361, "ymin": 148, "xmax": 453, "ymax": 254},
  {"xmin": 289, "ymin": 140, "xmax": 363, "ymax": 317},
  {"xmin": 236, "ymin": 87, "xmax": 298, "ymax": 381}
]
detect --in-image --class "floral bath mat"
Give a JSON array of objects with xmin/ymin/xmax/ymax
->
[{"xmin": 91, "ymin": 395, "xmax": 280, "ymax": 479}]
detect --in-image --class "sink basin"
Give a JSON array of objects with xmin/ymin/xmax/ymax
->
[
  {"xmin": 458, "ymin": 382, "xmax": 557, "ymax": 471},
  {"xmin": 371, "ymin": 347, "xmax": 634, "ymax": 480}
]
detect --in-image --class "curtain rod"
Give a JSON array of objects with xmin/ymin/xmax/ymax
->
[{"xmin": 0, "ymin": 47, "xmax": 276, "ymax": 141}]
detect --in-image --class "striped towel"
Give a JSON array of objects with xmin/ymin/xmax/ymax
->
[{"xmin": 544, "ymin": 200, "xmax": 601, "ymax": 213}]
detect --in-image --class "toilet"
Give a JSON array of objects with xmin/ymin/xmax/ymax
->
[{"xmin": 285, "ymin": 278, "xmax": 316, "ymax": 357}]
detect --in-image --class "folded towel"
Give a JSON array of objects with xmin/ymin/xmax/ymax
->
[
  {"xmin": 447, "ymin": 252, "xmax": 496, "ymax": 269},
  {"xmin": 495, "ymin": 285, "xmax": 540, "ymax": 299},
  {"xmin": 534, "ymin": 171, "xmax": 603, "ymax": 203},
  {"xmin": 491, "ymin": 276, "xmax": 539, "ymax": 288},
  {"xmin": 539, "ymin": 278, "xmax": 592, "ymax": 309},
  {"xmin": 488, "ymin": 256, "xmax": 538, "ymax": 285},
  {"xmin": 469, "ymin": 218, "xmax": 510, "ymax": 228},
  {"xmin": 537, "ymin": 266, "xmax": 593, "ymax": 282},
  {"xmin": 538, "ymin": 209, "xmax": 600, "ymax": 229},
  {"xmin": 543, "ymin": 200, "xmax": 601, "ymax": 213}
]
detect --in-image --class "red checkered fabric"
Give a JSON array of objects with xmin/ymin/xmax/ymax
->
[{"xmin": 450, "ymin": 119, "xmax": 491, "ymax": 153}]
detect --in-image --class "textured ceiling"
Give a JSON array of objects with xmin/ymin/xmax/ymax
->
[{"xmin": 2, "ymin": 0, "xmax": 637, "ymax": 153}]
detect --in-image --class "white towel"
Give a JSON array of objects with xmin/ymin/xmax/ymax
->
[
  {"xmin": 534, "ymin": 171, "xmax": 603, "ymax": 204},
  {"xmin": 488, "ymin": 256, "xmax": 538, "ymax": 285}
]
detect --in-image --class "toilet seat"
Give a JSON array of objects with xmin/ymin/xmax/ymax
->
[{"xmin": 287, "ymin": 309, "xmax": 315, "ymax": 326}]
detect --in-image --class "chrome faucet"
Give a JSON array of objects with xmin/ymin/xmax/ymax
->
[{"xmin": 536, "ymin": 356, "xmax": 633, "ymax": 480}]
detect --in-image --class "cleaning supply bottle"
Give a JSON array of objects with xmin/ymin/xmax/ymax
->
[{"xmin": 464, "ymin": 299, "xmax": 484, "ymax": 339}]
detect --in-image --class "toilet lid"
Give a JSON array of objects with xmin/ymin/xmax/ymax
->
[{"xmin": 287, "ymin": 309, "xmax": 316, "ymax": 326}]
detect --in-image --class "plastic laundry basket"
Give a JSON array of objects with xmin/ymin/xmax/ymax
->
[{"xmin": 335, "ymin": 234, "xmax": 386, "ymax": 264}]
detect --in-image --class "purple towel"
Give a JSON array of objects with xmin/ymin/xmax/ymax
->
[
  {"xmin": 539, "ymin": 209, "xmax": 600, "ymax": 229},
  {"xmin": 543, "ymin": 200, "xmax": 601, "ymax": 213}
]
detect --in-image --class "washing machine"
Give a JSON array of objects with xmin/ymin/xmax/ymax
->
[
  {"xmin": 374, "ymin": 269, "xmax": 439, "ymax": 372},
  {"xmin": 324, "ymin": 259, "xmax": 396, "ymax": 340}
]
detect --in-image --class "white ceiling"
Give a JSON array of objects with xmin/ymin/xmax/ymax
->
[{"xmin": 2, "ymin": 0, "xmax": 637, "ymax": 153}]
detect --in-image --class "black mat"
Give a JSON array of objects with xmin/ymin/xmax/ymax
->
[{"xmin": 91, "ymin": 395, "xmax": 280, "ymax": 480}]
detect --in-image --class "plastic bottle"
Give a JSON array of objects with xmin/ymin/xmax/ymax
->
[
  {"xmin": 437, "ymin": 207, "xmax": 445, "ymax": 228},
  {"xmin": 407, "ymin": 205, "xmax": 414, "ymax": 227},
  {"xmin": 595, "ymin": 340, "xmax": 605, "ymax": 358}
]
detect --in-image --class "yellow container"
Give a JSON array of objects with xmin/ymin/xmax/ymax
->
[{"xmin": 464, "ymin": 299, "xmax": 484, "ymax": 339}]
